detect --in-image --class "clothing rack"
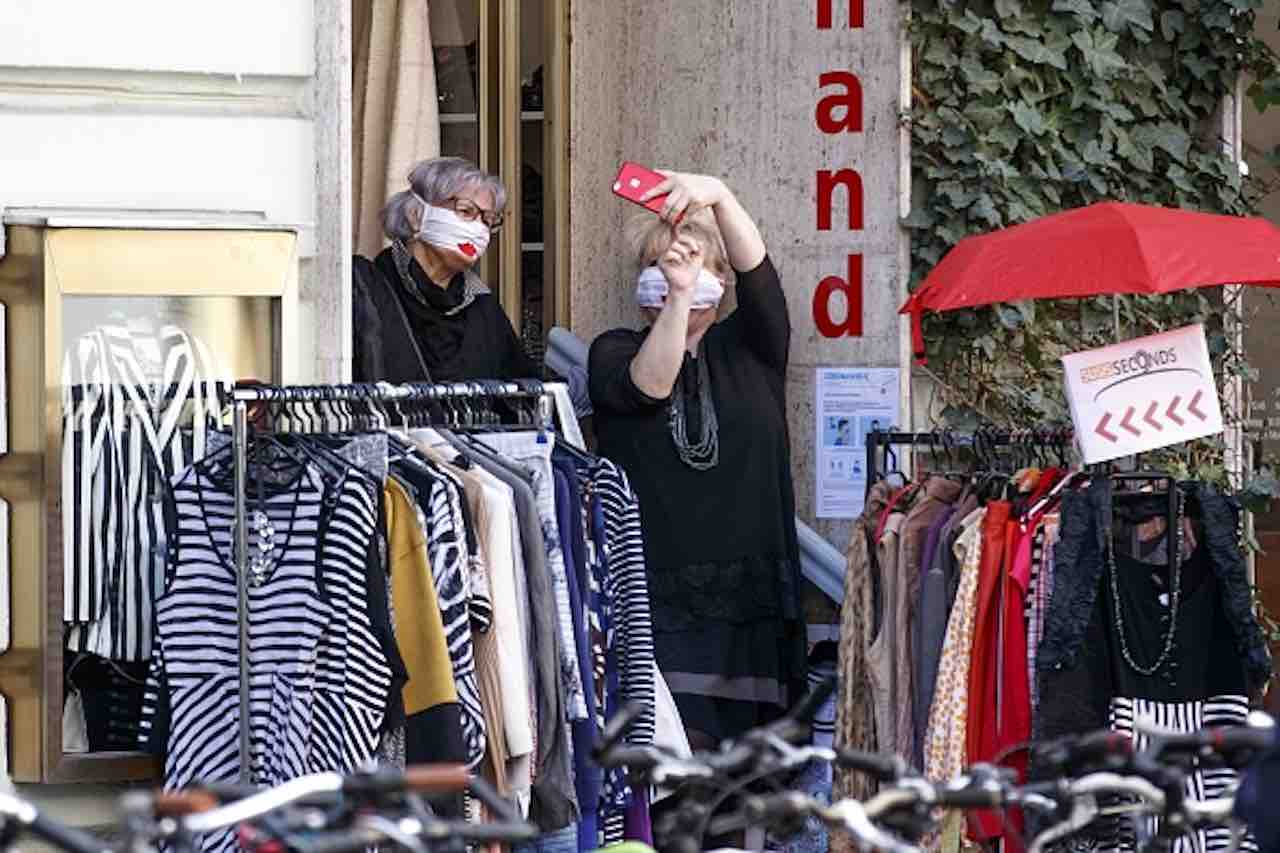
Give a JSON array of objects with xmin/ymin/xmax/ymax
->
[
  {"xmin": 223, "ymin": 379, "xmax": 565, "ymax": 782},
  {"xmin": 864, "ymin": 427, "xmax": 1075, "ymax": 498}
]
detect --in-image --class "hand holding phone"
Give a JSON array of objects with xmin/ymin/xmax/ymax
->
[{"xmin": 612, "ymin": 162, "xmax": 670, "ymax": 216}]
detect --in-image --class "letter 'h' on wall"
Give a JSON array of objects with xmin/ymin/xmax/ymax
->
[{"xmin": 813, "ymin": 1, "xmax": 865, "ymax": 338}]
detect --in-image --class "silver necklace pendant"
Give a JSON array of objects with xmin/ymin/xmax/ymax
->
[{"xmin": 249, "ymin": 509, "xmax": 277, "ymax": 587}]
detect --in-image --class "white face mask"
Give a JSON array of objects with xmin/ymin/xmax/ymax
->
[
  {"xmin": 413, "ymin": 194, "xmax": 491, "ymax": 261},
  {"xmin": 635, "ymin": 264, "xmax": 725, "ymax": 310}
]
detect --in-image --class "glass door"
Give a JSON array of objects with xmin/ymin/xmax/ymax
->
[{"xmin": 430, "ymin": 0, "xmax": 567, "ymax": 371}]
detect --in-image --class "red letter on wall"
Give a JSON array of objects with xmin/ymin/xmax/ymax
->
[
  {"xmin": 817, "ymin": 0, "xmax": 865, "ymax": 29},
  {"xmin": 813, "ymin": 254, "xmax": 863, "ymax": 338},
  {"xmin": 816, "ymin": 72, "xmax": 863, "ymax": 134},
  {"xmin": 816, "ymin": 169, "xmax": 864, "ymax": 232}
]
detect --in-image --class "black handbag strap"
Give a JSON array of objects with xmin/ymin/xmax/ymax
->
[{"xmin": 356, "ymin": 254, "xmax": 433, "ymax": 383}]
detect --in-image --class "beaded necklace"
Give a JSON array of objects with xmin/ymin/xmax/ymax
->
[
  {"xmin": 1104, "ymin": 486, "xmax": 1186, "ymax": 676},
  {"xmin": 667, "ymin": 341, "xmax": 719, "ymax": 471}
]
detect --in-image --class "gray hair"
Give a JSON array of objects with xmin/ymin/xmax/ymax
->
[{"xmin": 380, "ymin": 156, "xmax": 507, "ymax": 242}]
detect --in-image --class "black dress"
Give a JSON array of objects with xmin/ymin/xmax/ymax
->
[
  {"xmin": 587, "ymin": 255, "xmax": 806, "ymax": 742},
  {"xmin": 352, "ymin": 246, "xmax": 536, "ymax": 383},
  {"xmin": 1039, "ymin": 496, "xmax": 1257, "ymax": 853}
]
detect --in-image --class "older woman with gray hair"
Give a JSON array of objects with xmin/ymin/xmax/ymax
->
[{"xmin": 353, "ymin": 156, "xmax": 536, "ymax": 382}]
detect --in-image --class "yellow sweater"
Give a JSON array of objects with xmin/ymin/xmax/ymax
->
[{"xmin": 385, "ymin": 478, "xmax": 457, "ymax": 715}]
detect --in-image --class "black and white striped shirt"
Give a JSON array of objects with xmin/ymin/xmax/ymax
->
[
  {"xmin": 590, "ymin": 458, "xmax": 656, "ymax": 747},
  {"xmin": 62, "ymin": 325, "xmax": 227, "ymax": 662},
  {"xmin": 1105, "ymin": 694, "xmax": 1257, "ymax": 853}
]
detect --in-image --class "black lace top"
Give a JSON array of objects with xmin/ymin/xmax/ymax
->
[{"xmin": 1035, "ymin": 478, "xmax": 1271, "ymax": 742}]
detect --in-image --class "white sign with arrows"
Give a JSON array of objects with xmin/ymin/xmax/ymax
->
[{"xmin": 1061, "ymin": 324, "xmax": 1224, "ymax": 465}]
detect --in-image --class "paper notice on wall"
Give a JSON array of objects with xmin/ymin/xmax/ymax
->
[
  {"xmin": 1061, "ymin": 324, "xmax": 1224, "ymax": 465},
  {"xmin": 816, "ymin": 367, "xmax": 901, "ymax": 519}
]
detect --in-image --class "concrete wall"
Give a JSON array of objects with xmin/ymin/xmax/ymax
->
[
  {"xmin": 569, "ymin": 0, "xmax": 910, "ymax": 549},
  {"xmin": 0, "ymin": 0, "xmax": 352, "ymax": 382},
  {"xmin": 1, "ymin": 0, "xmax": 351, "ymax": 833}
]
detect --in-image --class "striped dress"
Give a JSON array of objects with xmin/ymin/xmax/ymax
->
[{"xmin": 140, "ymin": 460, "xmax": 388, "ymax": 853}]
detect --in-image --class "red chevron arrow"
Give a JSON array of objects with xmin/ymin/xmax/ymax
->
[
  {"xmin": 1166, "ymin": 395, "xmax": 1185, "ymax": 427},
  {"xmin": 1188, "ymin": 390, "xmax": 1208, "ymax": 421},
  {"xmin": 1119, "ymin": 406, "xmax": 1141, "ymax": 437},
  {"xmin": 1095, "ymin": 412, "xmax": 1118, "ymax": 443},
  {"xmin": 1143, "ymin": 401, "xmax": 1163, "ymax": 432}
]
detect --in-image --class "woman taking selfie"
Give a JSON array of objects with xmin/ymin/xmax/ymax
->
[
  {"xmin": 588, "ymin": 170, "xmax": 806, "ymax": 748},
  {"xmin": 353, "ymin": 156, "xmax": 536, "ymax": 382}
]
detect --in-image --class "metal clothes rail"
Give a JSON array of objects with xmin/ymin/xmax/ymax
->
[
  {"xmin": 222, "ymin": 380, "xmax": 563, "ymax": 782},
  {"xmin": 864, "ymin": 426, "xmax": 1076, "ymax": 497}
]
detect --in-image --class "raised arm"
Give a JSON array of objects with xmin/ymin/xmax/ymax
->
[
  {"xmin": 641, "ymin": 171, "xmax": 765, "ymax": 271},
  {"xmin": 623, "ymin": 231, "xmax": 705, "ymax": 400},
  {"xmin": 642, "ymin": 172, "xmax": 787, "ymax": 369}
]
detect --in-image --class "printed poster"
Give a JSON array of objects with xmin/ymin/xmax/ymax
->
[{"xmin": 815, "ymin": 367, "xmax": 901, "ymax": 519}]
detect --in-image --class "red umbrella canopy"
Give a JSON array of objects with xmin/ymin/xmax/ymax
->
[{"xmin": 901, "ymin": 201, "xmax": 1280, "ymax": 360}]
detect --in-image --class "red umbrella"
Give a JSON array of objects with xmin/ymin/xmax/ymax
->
[{"xmin": 900, "ymin": 201, "xmax": 1280, "ymax": 361}]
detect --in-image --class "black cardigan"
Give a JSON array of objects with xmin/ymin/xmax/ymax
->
[{"xmin": 352, "ymin": 248, "xmax": 536, "ymax": 383}]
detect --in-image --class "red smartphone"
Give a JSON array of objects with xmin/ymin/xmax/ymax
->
[{"xmin": 612, "ymin": 161, "xmax": 669, "ymax": 216}]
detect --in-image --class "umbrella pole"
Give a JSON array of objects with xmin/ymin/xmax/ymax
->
[{"xmin": 1113, "ymin": 294, "xmax": 1121, "ymax": 342}]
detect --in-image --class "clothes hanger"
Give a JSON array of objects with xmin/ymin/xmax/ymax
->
[{"xmin": 65, "ymin": 650, "xmax": 147, "ymax": 688}]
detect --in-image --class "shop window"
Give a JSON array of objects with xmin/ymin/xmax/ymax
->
[{"xmin": 0, "ymin": 217, "xmax": 297, "ymax": 782}]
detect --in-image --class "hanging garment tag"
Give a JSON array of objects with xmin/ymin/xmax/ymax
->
[{"xmin": 63, "ymin": 689, "xmax": 89, "ymax": 753}]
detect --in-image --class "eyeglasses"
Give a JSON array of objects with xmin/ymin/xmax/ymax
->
[{"xmin": 444, "ymin": 197, "xmax": 504, "ymax": 232}]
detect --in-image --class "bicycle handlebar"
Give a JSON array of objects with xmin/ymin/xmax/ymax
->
[{"xmin": 0, "ymin": 791, "xmax": 111, "ymax": 853}]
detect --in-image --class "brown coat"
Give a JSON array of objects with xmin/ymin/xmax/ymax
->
[{"xmin": 832, "ymin": 482, "xmax": 891, "ymax": 812}]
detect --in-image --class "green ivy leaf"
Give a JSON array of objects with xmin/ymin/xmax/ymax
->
[
  {"xmin": 1082, "ymin": 138, "xmax": 1114, "ymax": 167},
  {"xmin": 1159, "ymin": 10, "xmax": 1185, "ymax": 41},
  {"xmin": 1101, "ymin": 0, "xmax": 1154, "ymax": 37},
  {"xmin": 971, "ymin": 194, "xmax": 1002, "ymax": 226},
  {"xmin": 1239, "ymin": 467, "xmax": 1280, "ymax": 514},
  {"xmin": 1010, "ymin": 100, "xmax": 1048, "ymax": 135},
  {"xmin": 942, "ymin": 124, "xmax": 970, "ymax": 147},
  {"xmin": 995, "ymin": 0, "xmax": 1023, "ymax": 19},
  {"xmin": 955, "ymin": 10, "xmax": 984, "ymax": 35},
  {"xmin": 1071, "ymin": 28, "xmax": 1128, "ymax": 78},
  {"xmin": 980, "ymin": 18, "xmax": 1006, "ymax": 48},
  {"xmin": 989, "ymin": 125, "xmax": 1022, "ymax": 152},
  {"xmin": 1050, "ymin": 0, "xmax": 1100, "ymax": 23},
  {"xmin": 1006, "ymin": 35, "xmax": 1069, "ymax": 70},
  {"xmin": 1153, "ymin": 122, "xmax": 1192, "ymax": 161},
  {"xmin": 961, "ymin": 57, "xmax": 1003, "ymax": 94},
  {"xmin": 1182, "ymin": 54, "xmax": 1215, "ymax": 80}
]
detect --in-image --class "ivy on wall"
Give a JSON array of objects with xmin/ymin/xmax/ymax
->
[{"xmin": 907, "ymin": 0, "xmax": 1280, "ymax": 493}]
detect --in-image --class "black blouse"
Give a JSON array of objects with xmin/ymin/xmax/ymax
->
[
  {"xmin": 587, "ymin": 256, "xmax": 799, "ymax": 577},
  {"xmin": 352, "ymin": 248, "xmax": 536, "ymax": 383}
]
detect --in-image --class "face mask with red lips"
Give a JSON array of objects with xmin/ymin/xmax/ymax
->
[{"xmin": 412, "ymin": 194, "xmax": 492, "ymax": 261}]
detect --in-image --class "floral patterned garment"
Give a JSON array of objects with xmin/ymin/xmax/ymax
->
[{"xmin": 921, "ymin": 509, "xmax": 987, "ymax": 853}]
